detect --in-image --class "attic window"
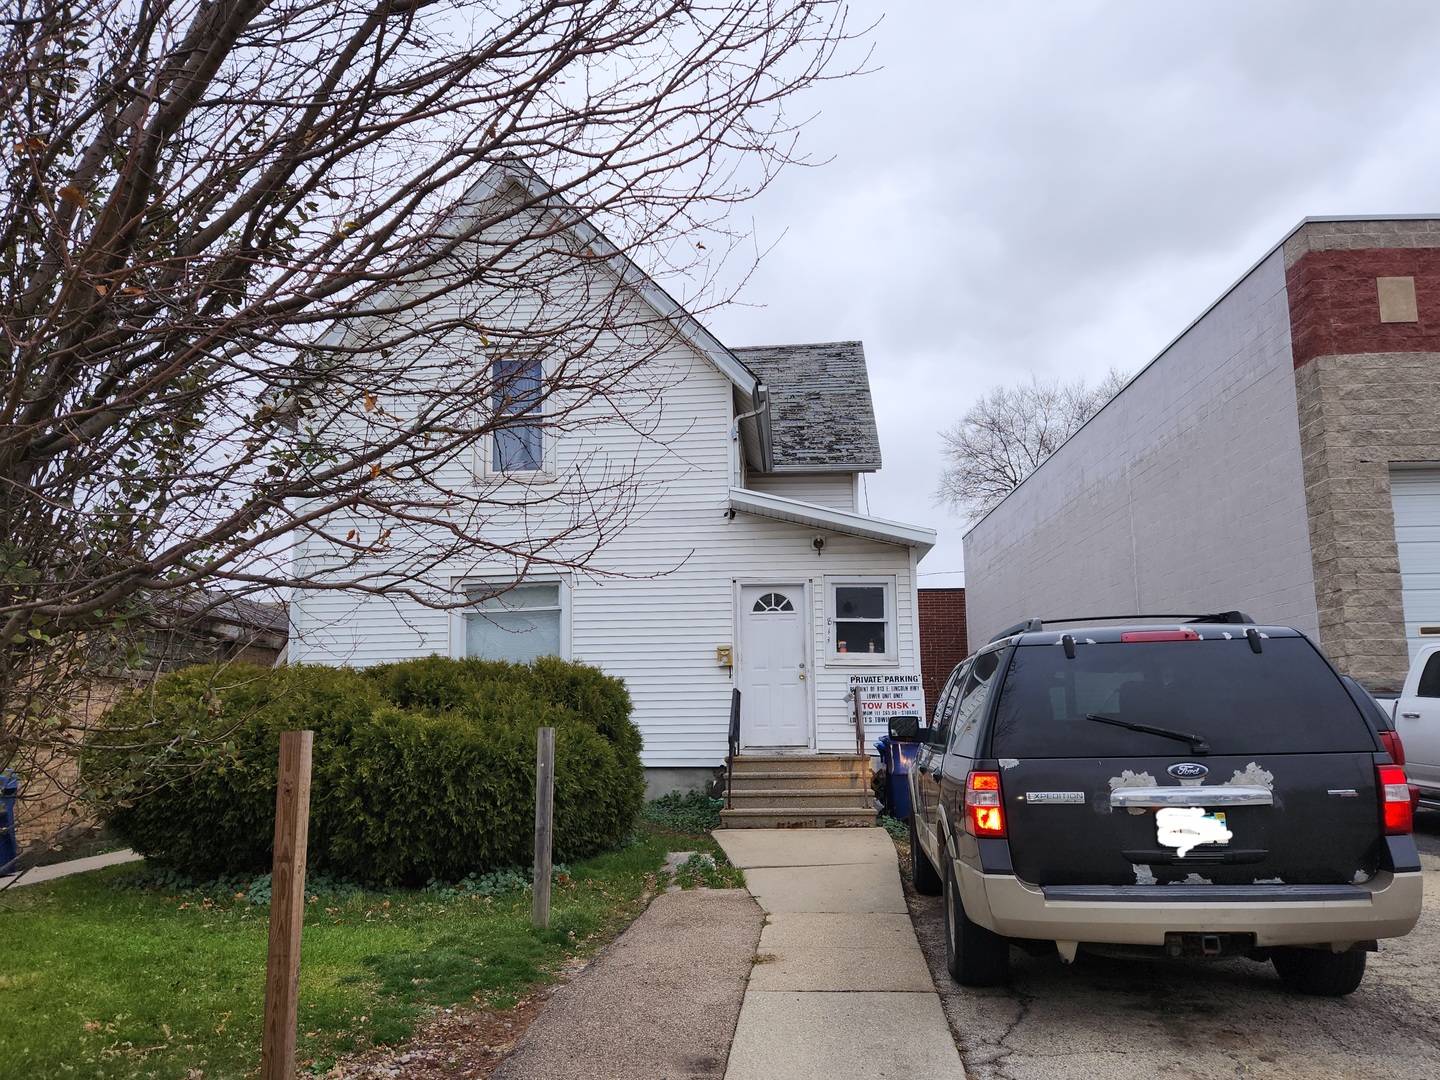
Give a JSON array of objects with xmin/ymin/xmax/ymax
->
[{"xmin": 492, "ymin": 357, "xmax": 543, "ymax": 471}]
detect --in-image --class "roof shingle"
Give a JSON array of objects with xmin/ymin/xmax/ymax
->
[{"xmin": 731, "ymin": 341, "xmax": 882, "ymax": 470}]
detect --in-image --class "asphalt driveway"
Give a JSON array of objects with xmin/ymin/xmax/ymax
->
[{"xmin": 903, "ymin": 810, "xmax": 1440, "ymax": 1079}]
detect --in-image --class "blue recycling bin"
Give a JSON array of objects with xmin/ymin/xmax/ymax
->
[
  {"xmin": 0, "ymin": 771, "xmax": 18, "ymax": 875},
  {"xmin": 874, "ymin": 736, "xmax": 923, "ymax": 821}
]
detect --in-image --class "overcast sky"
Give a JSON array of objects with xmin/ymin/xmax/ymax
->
[{"xmin": 702, "ymin": 0, "xmax": 1440, "ymax": 584}]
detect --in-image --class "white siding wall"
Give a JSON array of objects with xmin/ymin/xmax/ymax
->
[
  {"xmin": 291, "ymin": 348, "xmax": 917, "ymax": 767},
  {"xmin": 289, "ymin": 252, "xmax": 919, "ymax": 768},
  {"xmin": 744, "ymin": 472, "xmax": 857, "ymax": 510},
  {"xmin": 963, "ymin": 248, "xmax": 1319, "ymax": 645}
]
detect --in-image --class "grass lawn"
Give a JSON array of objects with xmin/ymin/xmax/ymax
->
[{"xmin": 0, "ymin": 814, "xmax": 736, "ymax": 1080}]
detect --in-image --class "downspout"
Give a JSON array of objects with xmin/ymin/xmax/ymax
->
[{"xmin": 732, "ymin": 384, "xmax": 773, "ymax": 479}]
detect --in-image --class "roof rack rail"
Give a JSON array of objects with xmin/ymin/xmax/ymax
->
[
  {"xmin": 988, "ymin": 611, "xmax": 1254, "ymax": 643},
  {"xmin": 987, "ymin": 617, "xmax": 1045, "ymax": 644},
  {"xmin": 1190, "ymin": 610, "xmax": 1253, "ymax": 625}
]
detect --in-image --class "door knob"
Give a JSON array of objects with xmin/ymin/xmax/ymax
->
[{"xmin": 798, "ymin": 673, "xmax": 806, "ymax": 681}]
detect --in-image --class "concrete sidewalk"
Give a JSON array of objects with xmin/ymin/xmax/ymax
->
[
  {"xmin": 715, "ymin": 828, "xmax": 963, "ymax": 1080},
  {"xmin": 492, "ymin": 887, "xmax": 763, "ymax": 1080},
  {"xmin": 1, "ymin": 849, "xmax": 142, "ymax": 887}
]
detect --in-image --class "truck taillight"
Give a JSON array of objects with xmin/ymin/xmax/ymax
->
[
  {"xmin": 965, "ymin": 771, "xmax": 1005, "ymax": 838},
  {"xmin": 1378, "ymin": 764, "xmax": 1413, "ymax": 835}
]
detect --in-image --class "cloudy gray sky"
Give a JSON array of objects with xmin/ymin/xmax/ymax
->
[{"xmin": 702, "ymin": 0, "xmax": 1440, "ymax": 584}]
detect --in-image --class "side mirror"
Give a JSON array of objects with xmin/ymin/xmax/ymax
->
[{"xmin": 889, "ymin": 715, "xmax": 921, "ymax": 740}]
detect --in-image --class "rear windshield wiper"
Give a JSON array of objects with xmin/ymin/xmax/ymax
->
[{"xmin": 1085, "ymin": 713, "xmax": 1210, "ymax": 755}]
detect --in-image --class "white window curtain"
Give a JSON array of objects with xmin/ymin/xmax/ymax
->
[{"xmin": 463, "ymin": 582, "xmax": 561, "ymax": 663}]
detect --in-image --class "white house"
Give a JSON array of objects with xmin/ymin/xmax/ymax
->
[{"xmin": 288, "ymin": 163, "xmax": 936, "ymax": 796}]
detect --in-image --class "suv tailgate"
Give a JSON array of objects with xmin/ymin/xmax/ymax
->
[
  {"xmin": 999, "ymin": 753, "xmax": 1383, "ymax": 887},
  {"xmin": 986, "ymin": 635, "xmax": 1387, "ymax": 888}
]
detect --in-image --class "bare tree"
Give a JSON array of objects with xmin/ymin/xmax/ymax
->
[
  {"xmin": 936, "ymin": 369, "xmax": 1129, "ymax": 522},
  {"xmin": 0, "ymin": 0, "xmax": 862, "ymax": 857}
]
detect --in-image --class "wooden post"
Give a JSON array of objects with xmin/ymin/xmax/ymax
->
[
  {"xmin": 260, "ymin": 730, "xmax": 314, "ymax": 1080},
  {"xmin": 532, "ymin": 727, "xmax": 555, "ymax": 929}
]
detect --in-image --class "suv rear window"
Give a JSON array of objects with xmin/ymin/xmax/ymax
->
[{"xmin": 989, "ymin": 637, "xmax": 1377, "ymax": 758}]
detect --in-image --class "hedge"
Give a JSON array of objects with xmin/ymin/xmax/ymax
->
[{"xmin": 84, "ymin": 657, "xmax": 644, "ymax": 885}]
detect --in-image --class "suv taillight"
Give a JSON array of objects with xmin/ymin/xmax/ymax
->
[
  {"xmin": 1379, "ymin": 729, "xmax": 1406, "ymax": 766},
  {"xmin": 1378, "ymin": 764, "xmax": 1413, "ymax": 835},
  {"xmin": 965, "ymin": 771, "xmax": 1006, "ymax": 838}
]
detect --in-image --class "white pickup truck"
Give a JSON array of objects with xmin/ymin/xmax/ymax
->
[{"xmin": 1378, "ymin": 643, "xmax": 1440, "ymax": 810}]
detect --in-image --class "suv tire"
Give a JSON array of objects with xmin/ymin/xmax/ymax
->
[
  {"xmin": 943, "ymin": 854, "xmax": 1010, "ymax": 986},
  {"xmin": 910, "ymin": 816, "xmax": 942, "ymax": 896},
  {"xmin": 1271, "ymin": 947, "xmax": 1367, "ymax": 997}
]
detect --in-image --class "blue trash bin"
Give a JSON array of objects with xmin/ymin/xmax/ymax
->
[
  {"xmin": 873, "ymin": 736, "xmax": 923, "ymax": 821},
  {"xmin": 0, "ymin": 771, "xmax": 18, "ymax": 874}
]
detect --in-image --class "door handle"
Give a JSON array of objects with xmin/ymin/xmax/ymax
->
[
  {"xmin": 798, "ymin": 673, "xmax": 806, "ymax": 681},
  {"xmin": 1402, "ymin": 712, "xmax": 1421, "ymax": 719}
]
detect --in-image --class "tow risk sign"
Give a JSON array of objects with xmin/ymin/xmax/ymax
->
[{"xmin": 849, "ymin": 673, "xmax": 925, "ymax": 736}]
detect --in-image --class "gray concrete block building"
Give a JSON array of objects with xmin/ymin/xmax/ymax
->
[{"xmin": 963, "ymin": 217, "xmax": 1440, "ymax": 690}]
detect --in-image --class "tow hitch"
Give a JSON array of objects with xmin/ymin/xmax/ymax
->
[{"xmin": 1164, "ymin": 932, "xmax": 1255, "ymax": 958}]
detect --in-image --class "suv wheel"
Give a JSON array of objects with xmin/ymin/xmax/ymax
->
[
  {"xmin": 1271, "ymin": 947, "xmax": 1367, "ymax": 997},
  {"xmin": 943, "ymin": 854, "xmax": 1010, "ymax": 986},
  {"xmin": 910, "ymin": 816, "xmax": 942, "ymax": 896}
]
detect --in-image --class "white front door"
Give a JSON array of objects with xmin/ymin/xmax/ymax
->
[{"xmin": 738, "ymin": 584, "xmax": 811, "ymax": 749}]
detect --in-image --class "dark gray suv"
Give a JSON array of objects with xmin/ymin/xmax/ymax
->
[{"xmin": 908, "ymin": 614, "xmax": 1421, "ymax": 996}]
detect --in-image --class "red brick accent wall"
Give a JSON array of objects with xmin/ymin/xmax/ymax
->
[
  {"xmin": 918, "ymin": 588, "xmax": 968, "ymax": 714},
  {"xmin": 1287, "ymin": 248, "xmax": 1440, "ymax": 368}
]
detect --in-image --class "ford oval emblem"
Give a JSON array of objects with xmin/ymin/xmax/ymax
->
[{"xmin": 1168, "ymin": 763, "xmax": 1209, "ymax": 779}]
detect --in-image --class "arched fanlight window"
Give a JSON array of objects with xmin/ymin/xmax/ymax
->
[{"xmin": 753, "ymin": 592, "xmax": 794, "ymax": 613}]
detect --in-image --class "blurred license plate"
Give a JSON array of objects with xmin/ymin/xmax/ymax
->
[{"xmin": 1155, "ymin": 809, "xmax": 1230, "ymax": 853}]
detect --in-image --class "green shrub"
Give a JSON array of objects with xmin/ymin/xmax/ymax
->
[
  {"xmin": 85, "ymin": 657, "xmax": 644, "ymax": 885},
  {"xmin": 642, "ymin": 791, "xmax": 724, "ymax": 833}
]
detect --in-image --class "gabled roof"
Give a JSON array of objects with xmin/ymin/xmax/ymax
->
[
  {"xmin": 454, "ymin": 160, "xmax": 764, "ymax": 400},
  {"xmin": 324, "ymin": 161, "xmax": 901, "ymax": 478},
  {"xmin": 732, "ymin": 342, "xmax": 882, "ymax": 471}
]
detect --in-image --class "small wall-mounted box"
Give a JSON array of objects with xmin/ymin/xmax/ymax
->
[{"xmin": 716, "ymin": 645, "xmax": 734, "ymax": 666}]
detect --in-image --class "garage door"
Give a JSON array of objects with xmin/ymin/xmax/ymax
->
[{"xmin": 1390, "ymin": 468, "xmax": 1440, "ymax": 661}]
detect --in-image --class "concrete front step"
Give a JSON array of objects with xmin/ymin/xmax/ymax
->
[
  {"xmin": 728, "ymin": 770, "xmax": 871, "ymax": 793},
  {"xmin": 719, "ymin": 806, "xmax": 878, "ymax": 829},
  {"xmin": 729, "ymin": 787, "xmax": 875, "ymax": 810},
  {"xmin": 730, "ymin": 753, "xmax": 869, "ymax": 771},
  {"xmin": 722, "ymin": 754, "xmax": 876, "ymax": 828}
]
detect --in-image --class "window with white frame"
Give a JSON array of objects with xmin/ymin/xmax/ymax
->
[
  {"xmin": 462, "ymin": 582, "xmax": 563, "ymax": 663},
  {"xmin": 829, "ymin": 578, "xmax": 894, "ymax": 659},
  {"xmin": 491, "ymin": 356, "xmax": 543, "ymax": 472}
]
